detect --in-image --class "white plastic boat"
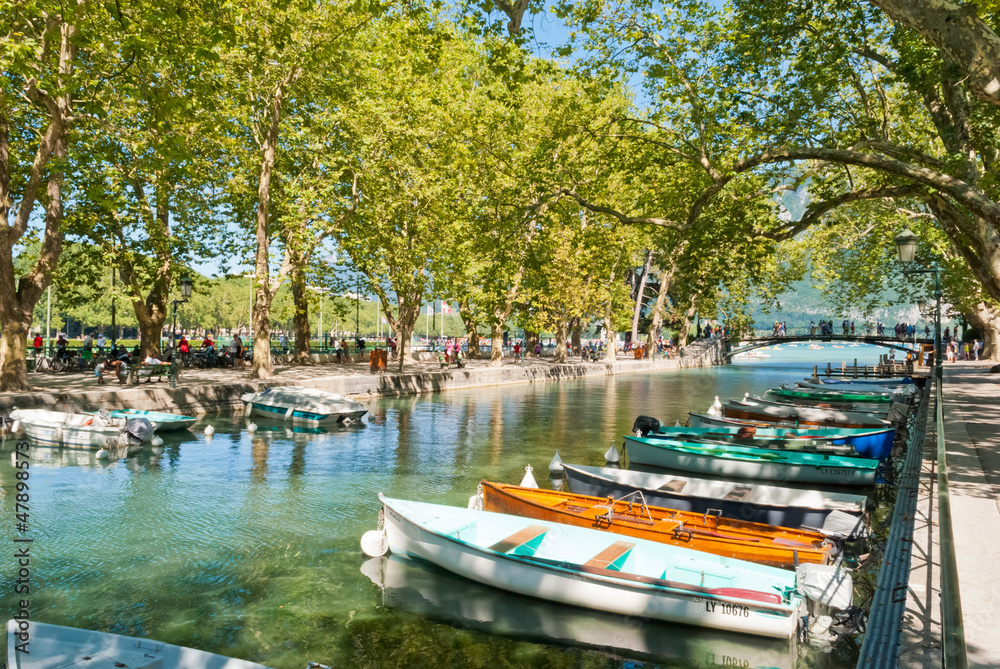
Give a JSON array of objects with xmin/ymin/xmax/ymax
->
[
  {"xmin": 5, "ymin": 620, "xmax": 271, "ymax": 668},
  {"xmin": 361, "ymin": 554, "xmax": 797, "ymax": 668},
  {"xmin": 378, "ymin": 495, "xmax": 816, "ymax": 638},
  {"xmin": 8, "ymin": 409, "xmax": 155, "ymax": 449},
  {"xmin": 240, "ymin": 386, "xmax": 367, "ymax": 425}
]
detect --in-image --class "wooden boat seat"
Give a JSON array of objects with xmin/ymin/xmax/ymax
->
[
  {"xmin": 585, "ymin": 540, "xmax": 635, "ymax": 572},
  {"xmin": 657, "ymin": 479, "xmax": 688, "ymax": 493},
  {"xmin": 488, "ymin": 525, "xmax": 549, "ymax": 556},
  {"xmin": 721, "ymin": 485, "xmax": 753, "ymax": 501}
]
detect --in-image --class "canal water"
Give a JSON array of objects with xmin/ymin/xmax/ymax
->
[{"xmin": 1, "ymin": 344, "xmax": 892, "ymax": 668}]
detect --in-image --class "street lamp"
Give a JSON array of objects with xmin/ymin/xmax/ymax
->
[
  {"xmin": 170, "ymin": 276, "xmax": 193, "ymax": 388},
  {"xmin": 894, "ymin": 229, "xmax": 941, "ymax": 384}
]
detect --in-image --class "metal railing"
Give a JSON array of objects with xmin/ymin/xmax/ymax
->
[{"xmin": 936, "ymin": 380, "xmax": 968, "ymax": 669}]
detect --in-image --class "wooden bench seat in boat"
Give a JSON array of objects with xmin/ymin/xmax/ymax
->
[
  {"xmin": 584, "ymin": 540, "xmax": 635, "ymax": 571},
  {"xmin": 488, "ymin": 525, "xmax": 548, "ymax": 556}
]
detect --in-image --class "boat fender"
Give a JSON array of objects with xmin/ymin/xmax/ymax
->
[
  {"xmin": 520, "ymin": 465, "xmax": 539, "ymax": 489},
  {"xmin": 11, "ymin": 420, "xmax": 20, "ymax": 434},
  {"xmin": 674, "ymin": 420, "xmax": 681, "ymax": 428},
  {"xmin": 468, "ymin": 484, "xmax": 484, "ymax": 511},
  {"xmin": 604, "ymin": 444, "xmax": 621, "ymax": 464},
  {"xmin": 796, "ymin": 563, "xmax": 853, "ymax": 610},
  {"xmin": 204, "ymin": 425, "xmax": 215, "ymax": 436},
  {"xmin": 285, "ymin": 407, "xmax": 295, "ymax": 420},
  {"xmin": 548, "ymin": 449, "xmax": 564, "ymax": 475},
  {"xmin": 82, "ymin": 417, "xmax": 94, "ymax": 426},
  {"xmin": 151, "ymin": 435, "xmax": 164, "ymax": 447},
  {"xmin": 53, "ymin": 426, "xmax": 63, "ymax": 443},
  {"xmin": 361, "ymin": 509, "xmax": 389, "ymax": 557}
]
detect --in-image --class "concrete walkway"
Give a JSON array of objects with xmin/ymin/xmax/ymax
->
[
  {"xmin": 0, "ymin": 342, "xmax": 724, "ymax": 415},
  {"xmin": 940, "ymin": 364, "xmax": 1000, "ymax": 668},
  {"xmin": 901, "ymin": 362, "xmax": 1000, "ymax": 668}
]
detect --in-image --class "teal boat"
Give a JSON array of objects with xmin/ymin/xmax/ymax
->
[
  {"xmin": 766, "ymin": 388, "xmax": 895, "ymax": 404},
  {"xmin": 623, "ymin": 435, "xmax": 878, "ymax": 485},
  {"xmin": 378, "ymin": 495, "xmax": 814, "ymax": 638},
  {"xmin": 102, "ymin": 409, "xmax": 196, "ymax": 432}
]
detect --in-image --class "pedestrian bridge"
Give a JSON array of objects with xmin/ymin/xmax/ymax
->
[{"xmin": 727, "ymin": 334, "xmax": 932, "ymax": 358}]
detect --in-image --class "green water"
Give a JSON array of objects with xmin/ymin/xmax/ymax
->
[{"xmin": 1, "ymin": 353, "xmax": 887, "ymax": 668}]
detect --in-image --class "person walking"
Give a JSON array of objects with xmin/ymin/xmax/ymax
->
[
  {"xmin": 973, "ymin": 339, "xmax": 981, "ymax": 361},
  {"xmin": 513, "ymin": 340, "xmax": 521, "ymax": 362},
  {"xmin": 232, "ymin": 335, "xmax": 244, "ymax": 369}
]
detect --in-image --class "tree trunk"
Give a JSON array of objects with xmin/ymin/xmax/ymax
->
[
  {"xmin": 630, "ymin": 249, "xmax": 654, "ymax": 346},
  {"xmin": 552, "ymin": 319, "xmax": 569, "ymax": 363},
  {"xmin": 393, "ymin": 301, "xmax": 421, "ymax": 373},
  {"xmin": 570, "ymin": 316, "xmax": 582, "ymax": 354},
  {"xmin": 525, "ymin": 330, "xmax": 540, "ymax": 355},
  {"xmin": 966, "ymin": 301, "xmax": 1000, "ymax": 361},
  {"xmin": 489, "ymin": 322, "xmax": 504, "ymax": 366},
  {"xmin": 865, "ymin": 0, "xmax": 1000, "ymax": 108},
  {"xmin": 459, "ymin": 301, "xmax": 481, "ymax": 358},
  {"xmin": 0, "ymin": 18, "xmax": 75, "ymax": 391},
  {"xmin": 678, "ymin": 298, "xmax": 698, "ymax": 346},
  {"xmin": 290, "ymin": 261, "xmax": 311, "ymax": 363},
  {"xmin": 136, "ymin": 308, "xmax": 166, "ymax": 358},
  {"xmin": 645, "ymin": 260, "xmax": 678, "ymax": 356},
  {"xmin": 250, "ymin": 77, "xmax": 291, "ymax": 380}
]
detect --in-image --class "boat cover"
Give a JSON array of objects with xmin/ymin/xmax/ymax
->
[
  {"xmin": 796, "ymin": 564, "xmax": 853, "ymax": 610},
  {"xmin": 248, "ymin": 386, "xmax": 365, "ymax": 414}
]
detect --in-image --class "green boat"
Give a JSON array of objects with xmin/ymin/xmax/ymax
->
[
  {"xmin": 624, "ymin": 436, "xmax": 878, "ymax": 485},
  {"xmin": 766, "ymin": 388, "xmax": 895, "ymax": 404}
]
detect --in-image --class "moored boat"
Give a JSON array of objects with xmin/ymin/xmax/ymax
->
[
  {"xmin": 476, "ymin": 481, "xmax": 835, "ymax": 567},
  {"xmin": 561, "ymin": 464, "xmax": 867, "ymax": 538},
  {"xmin": 9, "ymin": 409, "xmax": 155, "ymax": 449},
  {"xmin": 361, "ymin": 554, "xmax": 797, "ymax": 668},
  {"xmin": 752, "ymin": 394, "xmax": 890, "ymax": 416},
  {"xmin": 6, "ymin": 619, "xmax": 272, "ymax": 669},
  {"xmin": 797, "ymin": 380, "xmax": 918, "ymax": 396},
  {"xmin": 767, "ymin": 387, "xmax": 901, "ymax": 405},
  {"xmin": 623, "ymin": 435, "xmax": 879, "ymax": 485},
  {"xmin": 95, "ymin": 409, "xmax": 197, "ymax": 432},
  {"xmin": 722, "ymin": 400, "xmax": 894, "ymax": 430},
  {"xmin": 240, "ymin": 386, "xmax": 367, "ymax": 425},
  {"xmin": 378, "ymin": 495, "xmax": 811, "ymax": 638},
  {"xmin": 647, "ymin": 423, "xmax": 894, "ymax": 459}
]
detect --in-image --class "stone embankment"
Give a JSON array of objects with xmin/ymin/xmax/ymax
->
[{"xmin": 1, "ymin": 338, "xmax": 729, "ymax": 416}]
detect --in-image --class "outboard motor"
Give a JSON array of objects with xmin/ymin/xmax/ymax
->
[
  {"xmin": 631, "ymin": 415, "xmax": 661, "ymax": 437},
  {"xmin": 121, "ymin": 417, "xmax": 154, "ymax": 447},
  {"xmin": 887, "ymin": 402, "xmax": 910, "ymax": 426}
]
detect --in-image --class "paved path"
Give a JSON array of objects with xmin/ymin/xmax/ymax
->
[{"xmin": 940, "ymin": 363, "xmax": 1000, "ymax": 668}]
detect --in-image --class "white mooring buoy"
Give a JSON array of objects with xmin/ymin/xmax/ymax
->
[
  {"xmin": 204, "ymin": 424, "xmax": 215, "ymax": 436},
  {"xmin": 95, "ymin": 448, "xmax": 109, "ymax": 460},
  {"xmin": 520, "ymin": 465, "xmax": 539, "ymax": 489},
  {"xmin": 674, "ymin": 420, "xmax": 681, "ymax": 427},
  {"xmin": 247, "ymin": 422, "xmax": 258, "ymax": 433},
  {"xmin": 360, "ymin": 530, "xmax": 388, "ymax": 557},
  {"xmin": 605, "ymin": 443, "xmax": 621, "ymax": 464},
  {"xmin": 548, "ymin": 449, "xmax": 564, "ymax": 476},
  {"xmin": 151, "ymin": 435, "xmax": 164, "ymax": 447},
  {"xmin": 707, "ymin": 395, "xmax": 723, "ymax": 416}
]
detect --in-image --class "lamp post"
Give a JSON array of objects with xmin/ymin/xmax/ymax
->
[
  {"xmin": 894, "ymin": 228, "xmax": 941, "ymax": 385},
  {"xmin": 170, "ymin": 277, "xmax": 193, "ymax": 388}
]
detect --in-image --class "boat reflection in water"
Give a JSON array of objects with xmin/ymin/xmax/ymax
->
[{"xmin": 361, "ymin": 555, "xmax": 796, "ymax": 669}]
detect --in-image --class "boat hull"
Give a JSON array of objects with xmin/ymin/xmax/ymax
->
[
  {"xmin": 6, "ymin": 620, "xmax": 270, "ymax": 669},
  {"xmin": 381, "ymin": 497, "xmax": 805, "ymax": 638},
  {"xmin": 722, "ymin": 401, "xmax": 892, "ymax": 430},
  {"xmin": 10, "ymin": 409, "xmax": 133, "ymax": 450},
  {"xmin": 624, "ymin": 437, "xmax": 877, "ymax": 486},
  {"xmin": 479, "ymin": 481, "xmax": 833, "ymax": 567},
  {"xmin": 107, "ymin": 409, "xmax": 197, "ymax": 431},
  {"xmin": 562, "ymin": 465, "xmax": 866, "ymax": 536},
  {"xmin": 241, "ymin": 386, "xmax": 367, "ymax": 426},
  {"xmin": 653, "ymin": 425, "xmax": 894, "ymax": 460}
]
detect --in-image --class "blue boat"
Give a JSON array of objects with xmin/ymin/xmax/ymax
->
[{"xmin": 649, "ymin": 425, "xmax": 894, "ymax": 460}]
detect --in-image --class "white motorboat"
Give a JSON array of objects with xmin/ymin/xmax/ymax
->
[
  {"xmin": 240, "ymin": 386, "xmax": 367, "ymax": 425},
  {"xmin": 377, "ymin": 495, "xmax": 817, "ymax": 638},
  {"xmin": 5, "ymin": 620, "xmax": 272, "ymax": 669},
  {"xmin": 8, "ymin": 409, "xmax": 155, "ymax": 449}
]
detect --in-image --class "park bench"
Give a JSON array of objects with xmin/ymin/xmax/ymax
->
[{"xmin": 128, "ymin": 362, "xmax": 174, "ymax": 385}]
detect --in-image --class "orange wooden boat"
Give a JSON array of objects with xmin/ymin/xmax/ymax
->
[{"xmin": 479, "ymin": 481, "xmax": 835, "ymax": 568}]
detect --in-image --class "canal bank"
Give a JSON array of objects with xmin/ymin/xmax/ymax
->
[{"xmin": 0, "ymin": 338, "xmax": 727, "ymax": 415}]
